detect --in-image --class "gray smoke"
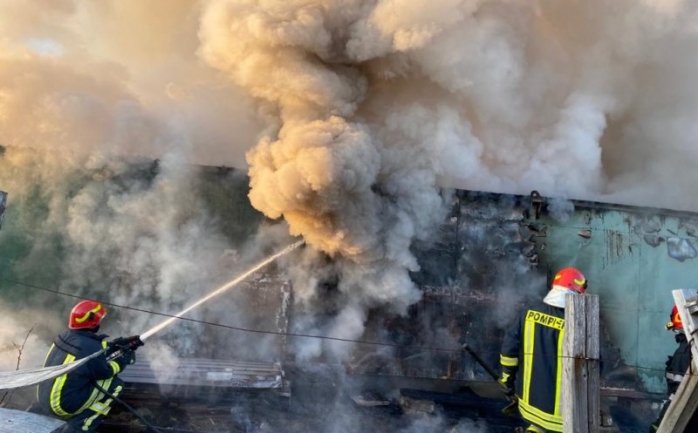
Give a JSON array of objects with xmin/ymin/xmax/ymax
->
[
  {"xmin": 196, "ymin": 0, "xmax": 698, "ymax": 356},
  {"xmin": 0, "ymin": 0, "xmax": 275, "ymax": 369},
  {"xmin": 2, "ymin": 0, "xmax": 698, "ymax": 367}
]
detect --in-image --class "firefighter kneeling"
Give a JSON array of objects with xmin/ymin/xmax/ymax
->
[{"xmin": 36, "ymin": 300, "xmax": 144, "ymax": 433}]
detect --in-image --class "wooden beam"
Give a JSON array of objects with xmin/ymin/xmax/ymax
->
[
  {"xmin": 562, "ymin": 294, "xmax": 600, "ymax": 433},
  {"xmin": 655, "ymin": 288, "xmax": 698, "ymax": 433},
  {"xmin": 655, "ymin": 374, "xmax": 698, "ymax": 433}
]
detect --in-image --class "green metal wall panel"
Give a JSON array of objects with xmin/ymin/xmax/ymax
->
[{"xmin": 536, "ymin": 205, "xmax": 698, "ymax": 393}]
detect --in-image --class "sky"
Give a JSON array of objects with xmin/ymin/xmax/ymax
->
[{"xmin": 1, "ymin": 0, "xmax": 698, "ymax": 379}]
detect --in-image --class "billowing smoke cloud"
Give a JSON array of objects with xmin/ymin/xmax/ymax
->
[
  {"xmin": 0, "ymin": 1, "xmax": 260, "ymax": 168},
  {"xmin": 196, "ymin": 0, "xmax": 698, "ymax": 355},
  {"xmin": 1, "ymin": 2, "xmax": 697, "ymax": 432},
  {"xmin": 0, "ymin": 0, "xmax": 278, "ymax": 367},
  {"xmin": 196, "ymin": 0, "xmax": 698, "ymax": 207},
  {"xmin": 2, "ymin": 0, "xmax": 698, "ymax": 368}
]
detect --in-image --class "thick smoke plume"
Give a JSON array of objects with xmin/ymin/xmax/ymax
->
[
  {"xmin": 2, "ymin": 0, "xmax": 698, "ymax": 367},
  {"xmin": 0, "ymin": 0, "xmax": 277, "ymax": 369},
  {"xmin": 196, "ymin": 0, "xmax": 698, "ymax": 352}
]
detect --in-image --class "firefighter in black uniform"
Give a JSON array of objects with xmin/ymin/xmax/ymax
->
[
  {"xmin": 498, "ymin": 267, "xmax": 588, "ymax": 433},
  {"xmin": 649, "ymin": 305, "xmax": 698, "ymax": 432},
  {"xmin": 37, "ymin": 300, "xmax": 143, "ymax": 433}
]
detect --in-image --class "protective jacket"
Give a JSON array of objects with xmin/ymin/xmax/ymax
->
[
  {"xmin": 650, "ymin": 333, "xmax": 698, "ymax": 432},
  {"xmin": 38, "ymin": 329, "xmax": 125, "ymax": 417},
  {"xmin": 500, "ymin": 302, "xmax": 565, "ymax": 432},
  {"xmin": 666, "ymin": 333, "xmax": 692, "ymax": 394}
]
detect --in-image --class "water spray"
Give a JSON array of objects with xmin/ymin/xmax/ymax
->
[
  {"xmin": 140, "ymin": 240, "xmax": 304, "ymax": 341},
  {"xmin": 0, "ymin": 240, "xmax": 305, "ymax": 392}
]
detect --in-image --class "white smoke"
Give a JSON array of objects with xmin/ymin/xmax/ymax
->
[
  {"xmin": 142, "ymin": 341, "xmax": 180, "ymax": 385},
  {"xmin": 0, "ymin": 307, "xmax": 61, "ymax": 369},
  {"xmin": 0, "ymin": 0, "xmax": 276, "ymax": 363},
  {"xmin": 197, "ymin": 0, "xmax": 698, "ymax": 204},
  {"xmin": 2, "ymin": 0, "xmax": 698, "ymax": 364},
  {"xmin": 195, "ymin": 0, "xmax": 698, "ymax": 354}
]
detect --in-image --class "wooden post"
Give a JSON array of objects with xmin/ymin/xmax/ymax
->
[
  {"xmin": 655, "ymin": 374, "xmax": 698, "ymax": 433},
  {"xmin": 563, "ymin": 294, "xmax": 600, "ymax": 433},
  {"xmin": 656, "ymin": 288, "xmax": 698, "ymax": 433}
]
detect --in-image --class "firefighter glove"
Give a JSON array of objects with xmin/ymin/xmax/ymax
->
[
  {"xmin": 115, "ymin": 349, "xmax": 136, "ymax": 369},
  {"xmin": 109, "ymin": 335, "xmax": 144, "ymax": 350},
  {"xmin": 109, "ymin": 335, "xmax": 144, "ymax": 351}
]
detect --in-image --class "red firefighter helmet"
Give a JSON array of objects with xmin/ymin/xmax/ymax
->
[
  {"xmin": 552, "ymin": 267, "xmax": 587, "ymax": 294},
  {"xmin": 666, "ymin": 305, "xmax": 683, "ymax": 331},
  {"xmin": 69, "ymin": 300, "xmax": 107, "ymax": 330}
]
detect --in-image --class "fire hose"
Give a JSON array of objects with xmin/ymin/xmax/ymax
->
[
  {"xmin": 0, "ymin": 241, "xmax": 305, "ymax": 392},
  {"xmin": 461, "ymin": 343, "xmax": 519, "ymax": 417},
  {"xmin": 92, "ymin": 381, "xmax": 160, "ymax": 433}
]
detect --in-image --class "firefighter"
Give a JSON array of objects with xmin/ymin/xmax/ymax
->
[
  {"xmin": 37, "ymin": 300, "xmax": 143, "ymax": 433},
  {"xmin": 648, "ymin": 305, "xmax": 698, "ymax": 433},
  {"xmin": 498, "ymin": 267, "xmax": 588, "ymax": 433}
]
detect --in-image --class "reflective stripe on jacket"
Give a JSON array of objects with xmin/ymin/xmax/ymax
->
[
  {"xmin": 37, "ymin": 329, "xmax": 121, "ymax": 416},
  {"xmin": 500, "ymin": 302, "xmax": 565, "ymax": 432}
]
